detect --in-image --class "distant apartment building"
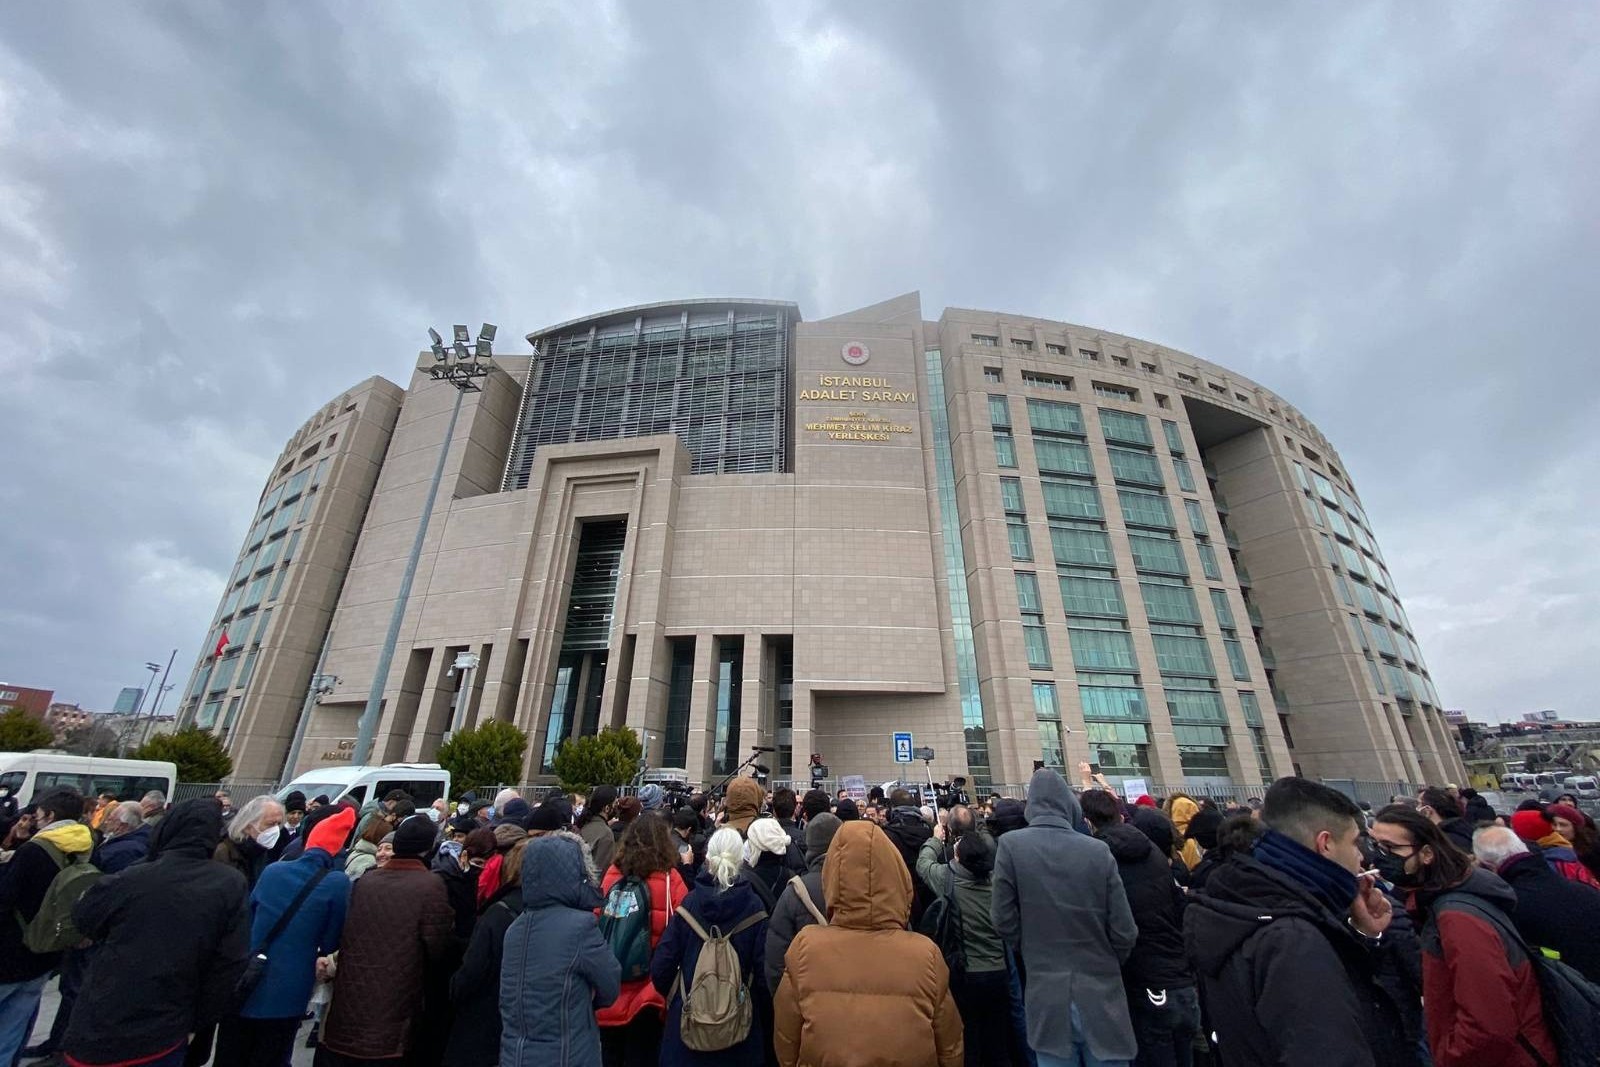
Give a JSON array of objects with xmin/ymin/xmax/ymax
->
[{"xmin": 0, "ymin": 685, "xmax": 54, "ymax": 721}]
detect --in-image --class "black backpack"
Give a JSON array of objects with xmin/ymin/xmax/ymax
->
[
  {"xmin": 1433, "ymin": 891, "xmax": 1600, "ymax": 1066},
  {"xmin": 915, "ymin": 864, "xmax": 966, "ymax": 979}
]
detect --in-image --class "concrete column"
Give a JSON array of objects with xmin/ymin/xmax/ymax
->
[{"xmin": 686, "ymin": 634, "xmax": 718, "ymax": 782}]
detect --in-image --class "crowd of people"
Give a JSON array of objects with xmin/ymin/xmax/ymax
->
[{"xmin": 0, "ymin": 771, "xmax": 1597, "ymax": 1067}]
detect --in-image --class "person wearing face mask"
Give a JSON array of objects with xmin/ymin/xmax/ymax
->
[
  {"xmin": 215, "ymin": 795, "xmax": 289, "ymax": 891},
  {"xmin": 1370, "ymin": 807, "xmax": 1557, "ymax": 1067},
  {"xmin": 1183, "ymin": 777, "xmax": 1417, "ymax": 1067},
  {"xmin": 217, "ymin": 805, "xmax": 354, "ymax": 1067}
]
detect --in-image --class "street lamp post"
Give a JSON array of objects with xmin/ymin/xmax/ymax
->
[{"xmin": 351, "ymin": 324, "xmax": 496, "ymax": 767}]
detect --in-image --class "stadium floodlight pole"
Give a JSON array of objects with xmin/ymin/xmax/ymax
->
[{"xmin": 351, "ymin": 324, "xmax": 496, "ymax": 767}]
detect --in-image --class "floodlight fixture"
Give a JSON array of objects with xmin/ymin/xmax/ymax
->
[
  {"xmin": 475, "ymin": 323, "xmax": 496, "ymax": 359},
  {"xmin": 453, "ymin": 325, "xmax": 471, "ymax": 344},
  {"xmin": 428, "ymin": 326, "xmax": 448, "ymax": 362}
]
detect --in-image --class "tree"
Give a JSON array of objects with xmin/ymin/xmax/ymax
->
[
  {"xmin": 551, "ymin": 726, "xmax": 642, "ymax": 793},
  {"xmin": 0, "ymin": 709, "xmax": 55, "ymax": 753},
  {"xmin": 435, "ymin": 719, "xmax": 530, "ymax": 800},
  {"xmin": 58, "ymin": 721, "xmax": 122, "ymax": 757},
  {"xmin": 133, "ymin": 725, "xmax": 233, "ymax": 782}
]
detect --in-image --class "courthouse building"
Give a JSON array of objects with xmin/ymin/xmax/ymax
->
[{"xmin": 177, "ymin": 294, "xmax": 1464, "ymax": 791}]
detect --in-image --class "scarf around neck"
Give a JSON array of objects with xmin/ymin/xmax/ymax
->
[{"xmin": 1253, "ymin": 827, "xmax": 1359, "ymax": 915}]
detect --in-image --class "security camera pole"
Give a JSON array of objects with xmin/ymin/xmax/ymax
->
[{"xmin": 351, "ymin": 324, "xmax": 495, "ymax": 767}]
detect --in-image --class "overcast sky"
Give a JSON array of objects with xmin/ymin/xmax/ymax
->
[{"xmin": 1, "ymin": 4, "xmax": 1595, "ymax": 724}]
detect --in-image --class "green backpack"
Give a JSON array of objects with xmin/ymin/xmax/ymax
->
[{"xmin": 18, "ymin": 839, "xmax": 102, "ymax": 953}]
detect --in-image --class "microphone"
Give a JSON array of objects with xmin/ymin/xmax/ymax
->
[{"xmin": 751, "ymin": 745, "xmax": 775, "ymax": 753}]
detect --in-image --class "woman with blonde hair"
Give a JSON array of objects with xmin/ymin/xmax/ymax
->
[{"xmin": 650, "ymin": 828, "xmax": 769, "ymax": 1066}]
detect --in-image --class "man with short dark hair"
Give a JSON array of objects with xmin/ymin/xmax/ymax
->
[
  {"xmin": 1417, "ymin": 786, "xmax": 1473, "ymax": 852},
  {"xmin": 0, "ymin": 787, "xmax": 91, "ymax": 1065},
  {"xmin": 772, "ymin": 787, "xmax": 805, "ymax": 852},
  {"xmin": 1080, "ymin": 789, "xmax": 1195, "ymax": 1066},
  {"xmin": 801, "ymin": 789, "xmax": 831, "ymax": 825},
  {"xmin": 1185, "ymin": 777, "xmax": 1411, "ymax": 1067}
]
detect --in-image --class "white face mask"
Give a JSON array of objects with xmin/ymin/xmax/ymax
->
[{"xmin": 255, "ymin": 825, "xmax": 283, "ymax": 850}]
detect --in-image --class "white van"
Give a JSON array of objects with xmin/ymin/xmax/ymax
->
[
  {"xmin": 1562, "ymin": 775, "xmax": 1599, "ymax": 799},
  {"xmin": 0, "ymin": 752, "xmax": 178, "ymax": 807},
  {"xmin": 278, "ymin": 763, "xmax": 452, "ymax": 809}
]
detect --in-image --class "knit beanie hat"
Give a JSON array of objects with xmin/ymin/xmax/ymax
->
[
  {"xmin": 1546, "ymin": 803, "xmax": 1587, "ymax": 830},
  {"xmin": 283, "ymin": 791, "xmax": 307, "ymax": 814},
  {"xmin": 638, "ymin": 784, "xmax": 665, "ymax": 812},
  {"xmin": 392, "ymin": 814, "xmax": 437, "ymax": 859},
  {"xmin": 306, "ymin": 805, "xmax": 356, "ymax": 855},
  {"xmin": 493, "ymin": 822, "xmax": 527, "ymax": 849},
  {"xmin": 804, "ymin": 812, "xmax": 842, "ymax": 859},
  {"xmin": 1511, "ymin": 809, "xmax": 1555, "ymax": 843},
  {"xmin": 525, "ymin": 803, "xmax": 568, "ymax": 833},
  {"xmin": 447, "ymin": 814, "xmax": 479, "ymax": 835},
  {"xmin": 497, "ymin": 797, "xmax": 531, "ymax": 826},
  {"xmin": 834, "ymin": 798, "xmax": 860, "ymax": 821},
  {"xmin": 1134, "ymin": 795, "xmax": 1157, "ymax": 808}
]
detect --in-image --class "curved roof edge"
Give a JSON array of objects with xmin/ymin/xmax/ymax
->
[{"xmin": 527, "ymin": 297, "xmax": 802, "ymax": 342}]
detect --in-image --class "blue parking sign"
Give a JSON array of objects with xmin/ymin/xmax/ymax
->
[{"xmin": 893, "ymin": 731, "xmax": 913, "ymax": 763}]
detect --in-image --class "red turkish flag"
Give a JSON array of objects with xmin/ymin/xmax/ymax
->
[{"xmin": 213, "ymin": 630, "xmax": 229, "ymax": 659}]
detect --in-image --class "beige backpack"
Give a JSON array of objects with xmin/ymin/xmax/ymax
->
[{"xmin": 672, "ymin": 907, "xmax": 764, "ymax": 1051}]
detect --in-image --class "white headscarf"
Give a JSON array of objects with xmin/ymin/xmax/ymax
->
[{"xmin": 743, "ymin": 817, "xmax": 791, "ymax": 867}]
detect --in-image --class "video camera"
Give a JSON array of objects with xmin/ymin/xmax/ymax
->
[{"xmin": 932, "ymin": 776, "xmax": 972, "ymax": 810}]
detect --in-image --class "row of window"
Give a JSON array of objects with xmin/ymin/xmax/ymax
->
[
  {"xmin": 1030, "ymin": 678, "xmax": 1273, "ymax": 780},
  {"xmin": 969, "ymin": 329, "xmax": 1325, "ymax": 444}
]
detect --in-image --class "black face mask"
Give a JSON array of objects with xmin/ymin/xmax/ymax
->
[{"xmin": 1372, "ymin": 850, "xmax": 1414, "ymax": 887}]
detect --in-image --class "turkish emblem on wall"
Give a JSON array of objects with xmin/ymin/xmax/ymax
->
[{"xmin": 841, "ymin": 341, "xmax": 870, "ymax": 366}]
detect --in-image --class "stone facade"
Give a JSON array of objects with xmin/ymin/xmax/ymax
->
[{"xmin": 184, "ymin": 295, "xmax": 1464, "ymax": 791}]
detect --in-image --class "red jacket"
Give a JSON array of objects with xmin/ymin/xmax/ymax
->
[
  {"xmin": 1414, "ymin": 870, "xmax": 1558, "ymax": 1067},
  {"xmin": 595, "ymin": 865, "xmax": 689, "ymax": 1025}
]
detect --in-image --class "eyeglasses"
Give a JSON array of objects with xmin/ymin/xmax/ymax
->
[{"xmin": 1370, "ymin": 838, "xmax": 1418, "ymax": 858}]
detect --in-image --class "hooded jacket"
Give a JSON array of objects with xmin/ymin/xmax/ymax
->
[
  {"xmin": 0, "ymin": 818, "xmax": 94, "ymax": 982},
  {"xmin": 1184, "ymin": 851, "xmax": 1414, "ymax": 1067},
  {"xmin": 1412, "ymin": 868, "xmax": 1558, "ymax": 1067},
  {"xmin": 764, "ymin": 812, "xmax": 841, "ymax": 995},
  {"xmin": 321, "ymin": 854, "xmax": 456, "ymax": 1060},
  {"xmin": 64, "ymin": 799, "xmax": 250, "ymax": 1065},
  {"xmin": 992, "ymin": 770, "xmax": 1138, "ymax": 1061},
  {"xmin": 1093, "ymin": 821, "xmax": 1192, "ymax": 992},
  {"xmin": 774, "ymin": 821, "xmax": 963, "ymax": 1067},
  {"xmin": 723, "ymin": 776, "xmax": 766, "ymax": 835},
  {"xmin": 500, "ymin": 834, "xmax": 620, "ymax": 1067},
  {"xmin": 1167, "ymin": 796, "xmax": 1204, "ymax": 871}
]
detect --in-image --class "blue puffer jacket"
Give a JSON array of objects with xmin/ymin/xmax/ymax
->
[
  {"xmin": 499, "ymin": 835, "xmax": 621, "ymax": 1067},
  {"xmin": 239, "ymin": 846, "xmax": 351, "ymax": 1019}
]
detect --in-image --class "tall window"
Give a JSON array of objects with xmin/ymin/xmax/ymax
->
[
  {"xmin": 1033, "ymin": 683, "xmax": 1065, "ymax": 770},
  {"xmin": 711, "ymin": 638, "xmax": 745, "ymax": 775},
  {"xmin": 1003, "ymin": 476, "xmax": 1032, "ymax": 562},
  {"xmin": 662, "ymin": 639, "xmax": 695, "ymax": 768},
  {"xmin": 1016, "ymin": 573, "xmax": 1051, "ymax": 669}
]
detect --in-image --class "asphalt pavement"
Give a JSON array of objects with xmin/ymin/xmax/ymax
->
[{"xmin": 22, "ymin": 976, "xmax": 317, "ymax": 1067}]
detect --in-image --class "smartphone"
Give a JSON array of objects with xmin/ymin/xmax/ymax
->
[{"xmin": 1089, "ymin": 762, "xmax": 1102, "ymax": 775}]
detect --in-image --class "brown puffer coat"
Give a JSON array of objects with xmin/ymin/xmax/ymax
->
[
  {"xmin": 774, "ymin": 821, "xmax": 963, "ymax": 1067},
  {"xmin": 321, "ymin": 857, "xmax": 457, "ymax": 1060}
]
